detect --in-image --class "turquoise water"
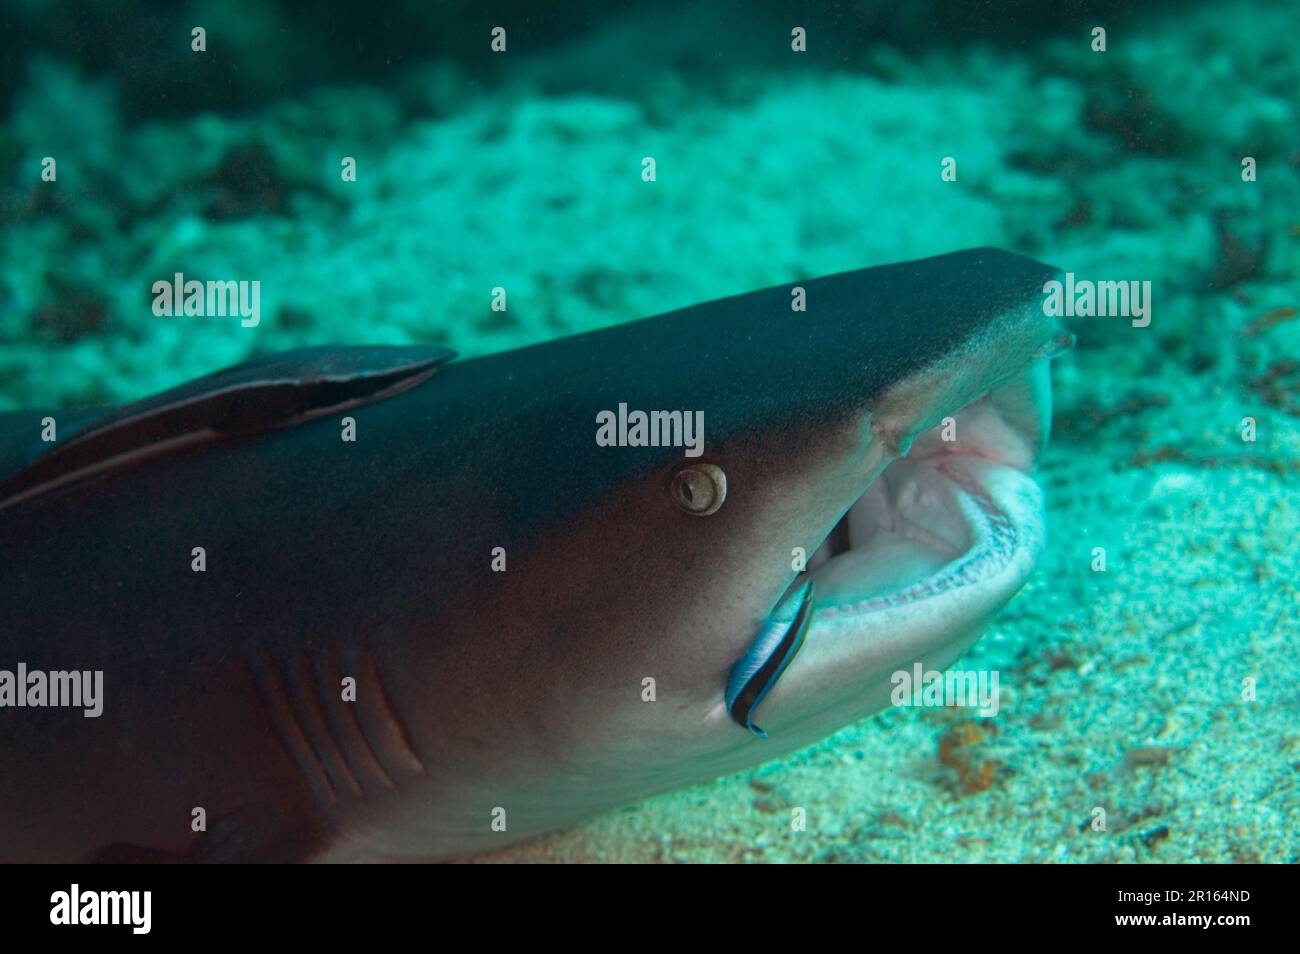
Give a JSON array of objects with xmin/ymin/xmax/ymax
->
[{"xmin": 2, "ymin": 1, "xmax": 1297, "ymax": 863}]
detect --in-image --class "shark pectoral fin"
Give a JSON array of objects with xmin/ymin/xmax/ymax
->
[
  {"xmin": 0, "ymin": 344, "xmax": 455, "ymax": 510},
  {"xmin": 90, "ymin": 803, "xmax": 330, "ymax": 865},
  {"xmin": 189, "ymin": 803, "xmax": 331, "ymax": 864},
  {"xmin": 725, "ymin": 581, "xmax": 816, "ymax": 738},
  {"xmin": 89, "ymin": 843, "xmax": 191, "ymax": 864}
]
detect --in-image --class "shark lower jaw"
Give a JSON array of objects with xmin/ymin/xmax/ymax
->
[{"xmin": 809, "ymin": 454, "xmax": 1036, "ymax": 616}]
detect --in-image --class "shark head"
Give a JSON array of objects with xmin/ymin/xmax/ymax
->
[
  {"xmin": 296, "ymin": 247, "xmax": 1075, "ymax": 856},
  {"xmin": 446, "ymin": 248, "xmax": 1071, "ymax": 808},
  {"xmin": 662, "ymin": 247, "xmax": 1072, "ymax": 752}
]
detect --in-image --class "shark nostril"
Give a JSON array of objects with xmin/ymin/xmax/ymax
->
[{"xmin": 671, "ymin": 463, "xmax": 727, "ymax": 515}]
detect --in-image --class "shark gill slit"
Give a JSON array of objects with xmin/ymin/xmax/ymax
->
[
  {"xmin": 339, "ymin": 645, "xmax": 426, "ymax": 780},
  {"xmin": 284, "ymin": 650, "xmax": 364, "ymax": 799},
  {"xmin": 246, "ymin": 647, "xmax": 424, "ymax": 812},
  {"xmin": 308, "ymin": 649, "xmax": 395, "ymax": 793},
  {"xmin": 246, "ymin": 653, "xmax": 337, "ymax": 808}
]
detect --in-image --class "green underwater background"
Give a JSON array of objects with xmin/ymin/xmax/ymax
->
[{"xmin": 2, "ymin": 0, "xmax": 1297, "ymax": 862}]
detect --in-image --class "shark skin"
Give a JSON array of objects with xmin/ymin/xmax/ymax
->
[{"xmin": 0, "ymin": 248, "xmax": 1070, "ymax": 862}]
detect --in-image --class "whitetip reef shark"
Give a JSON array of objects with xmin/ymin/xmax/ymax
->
[{"xmin": 0, "ymin": 248, "xmax": 1072, "ymax": 862}]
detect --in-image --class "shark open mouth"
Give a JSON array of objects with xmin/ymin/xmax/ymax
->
[
  {"xmin": 725, "ymin": 366, "xmax": 1051, "ymax": 737},
  {"xmin": 806, "ymin": 399, "xmax": 1032, "ymax": 614}
]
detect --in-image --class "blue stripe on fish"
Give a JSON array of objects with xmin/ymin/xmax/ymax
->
[{"xmin": 725, "ymin": 581, "xmax": 815, "ymax": 738}]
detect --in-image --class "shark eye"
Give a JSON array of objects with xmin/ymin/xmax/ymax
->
[{"xmin": 670, "ymin": 463, "xmax": 726, "ymax": 516}]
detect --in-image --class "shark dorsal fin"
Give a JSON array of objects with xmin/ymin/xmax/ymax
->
[{"xmin": 0, "ymin": 344, "xmax": 455, "ymax": 511}]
